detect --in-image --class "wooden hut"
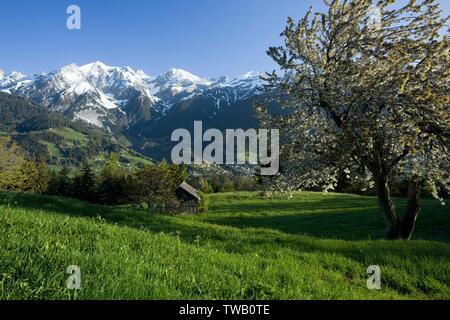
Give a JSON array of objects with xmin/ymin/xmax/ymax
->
[{"xmin": 174, "ymin": 182, "xmax": 201, "ymax": 214}]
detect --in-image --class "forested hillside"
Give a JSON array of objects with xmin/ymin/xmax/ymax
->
[{"xmin": 0, "ymin": 92, "xmax": 152, "ymax": 169}]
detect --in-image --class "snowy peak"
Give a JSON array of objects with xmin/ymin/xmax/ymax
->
[
  {"xmin": 241, "ymin": 71, "xmax": 263, "ymax": 79},
  {"xmin": 77, "ymin": 62, "xmax": 157, "ymax": 103},
  {"xmin": 218, "ymin": 71, "xmax": 264, "ymax": 90},
  {"xmin": 136, "ymin": 69, "xmax": 152, "ymax": 80},
  {"xmin": 0, "ymin": 71, "xmax": 31, "ymax": 93},
  {"xmin": 2, "ymin": 71, "xmax": 27, "ymax": 82},
  {"xmin": 79, "ymin": 61, "xmax": 111, "ymax": 74},
  {"xmin": 59, "ymin": 63, "xmax": 81, "ymax": 74},
  {"xmin": 0, "ymin": 61, "xmax": 265, "ymax": 128},
  {"xmin": 49, "ymin": 64, "xmax": 93, "ymax": 95},
  {"xmin": 148, "ymin": 68, "xmax": 212, "ymax": 97},
  {"xmin": 162, "ymin": 68, "xmax": 210, "ymax": 84}
]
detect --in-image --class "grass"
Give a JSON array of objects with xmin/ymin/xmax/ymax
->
[
  {"xmin": 39, "ymin": 141, "xmax": 62, "ymax": 158},
  {"xmin": 0, "ymin": 191, "xmax": 448, "ymax": 300},
  {"xmin": 41, "ymin": 128, "xmax": 152, "ymax": 170},
  {"xmin": 121, "ymin": 150, "xmax": 153, "ymax": 167},
  {"xmin": 89, "ymin": 151, "xmax": 152, "ymax": 172},
  {"xmin": 50, "ymin": 128, "xmax": 88, "ymax": 146}
]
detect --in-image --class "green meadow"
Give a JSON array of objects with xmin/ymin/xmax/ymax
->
[{"xmin": 0, "ymin": 192, "xmax": 448, "ymax": 300}]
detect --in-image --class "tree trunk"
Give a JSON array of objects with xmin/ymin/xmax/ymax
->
[
  {"xmin": 400, "ymin": 180, "xmax": 421, "ymax": 240},
  {"xmin": 375, "ymin": 175, "xmax": 400, "ymax": 240}
]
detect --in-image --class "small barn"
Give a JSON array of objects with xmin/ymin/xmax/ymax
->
[{"xmin": 174, "ymin": 182, "xmax": 201, "ymax": 214}]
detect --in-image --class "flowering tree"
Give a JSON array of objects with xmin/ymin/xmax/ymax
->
[{"xmin": 257, "ymin": 0, "xmax": 450, "ymax": 240}]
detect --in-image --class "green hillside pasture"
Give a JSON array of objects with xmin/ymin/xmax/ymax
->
[
  {"xmin": 50, "ymin": 128, "xmax": 88, "ymax": 146},
  {"xmin": 39, "ymin": 141, "xmax": 62, "ymax": 158},
  {"xmin": 0, "ymin": 192, "xmax": 448, "ymax": 300}
]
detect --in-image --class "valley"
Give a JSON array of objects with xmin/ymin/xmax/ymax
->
[
  {"xmin": 0, "ymin": 62, "xmax": 267, "ymax": 160},
  {"xmin": 0, "ymin": 92, "xmax": 152, "ymax": 171}
]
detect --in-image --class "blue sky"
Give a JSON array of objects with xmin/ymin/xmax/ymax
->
[{"xmin": 0, "ymin": 0, "xmax": 448, "ymax": 78}]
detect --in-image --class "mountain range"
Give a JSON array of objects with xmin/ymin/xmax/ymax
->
[
  {"xmin": 0, "ymin": 91, "xmax": 152, "ymax": 170},
  {"xmin": 0, "ymin": 62, "xmax": 267, "ymax": 159}
]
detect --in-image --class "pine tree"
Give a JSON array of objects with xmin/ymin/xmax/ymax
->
[
  {"xmin": 0, "ymin": 136, "xmax": 28, "ymax": 191},
  {"xmin": 73, "ymin": 163, "xmax": 97, "ymax": 202},
  {"xmin": 57, "ymin": 166, "xmax": 72, "ymax": 197},
  {"xmin": 222, "ymin": 176, "xmax": 234, "ymax": 192},
  {"xmin": 169, "ymin": 163, "xmax": 188, "ymax": 186},
  {"xmin": 199, "ymin": 177, "xmax": 214, "ymax": 194},
  {"xmin": 98, "ymin": 153, "xmax": 129, "ymax": 204},
  {"xmin": 32, "ymin": 157, "xmax": 51, "ymax": 194},
  {"xmin": 0, "ymin": 136, "xmax": 49, "ymax": 194}
]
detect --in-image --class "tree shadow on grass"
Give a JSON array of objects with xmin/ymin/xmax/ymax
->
[
  {"xmin": 205, "ymin": 198, "xmax": 450, "ymax": 243},
  {"xmin": 0, "ymin": 192, "xmax": 125, "ymax": 222},
  {"xmin": 1, "ymin": 192, "xmax": 449, "ymax": 255},
  {"xmin": 204, "ymin": 211, "xmax": 386, "ymax": 240},
  {"xmin": 209, "ymin": 196, "xmax": 380, "ymax": 213},
  {"xmin": 2, "ymin": 193, "xmax": 449, "ymax": 299}
]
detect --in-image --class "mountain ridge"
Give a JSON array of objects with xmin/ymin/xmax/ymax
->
[
  {"xmin": 0, "ymin": 62, "xmax": 264, "ymax": 123},
  {"xmin": 0, "ymin": 91, "xmax": 152, "ymax": 169},
  {"xmin": 0, "ymin": 61, "xmax": 268, "ymax": 159}
]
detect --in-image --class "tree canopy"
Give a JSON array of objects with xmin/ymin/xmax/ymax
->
[{"xmin": 257, "ymin": 0, "xmax": 450, "ymax": 239}]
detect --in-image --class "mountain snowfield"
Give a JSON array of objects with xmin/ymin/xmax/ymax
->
[{"xmin": 0, "ymin": 61, "xmax": 265, "ymax": 129}]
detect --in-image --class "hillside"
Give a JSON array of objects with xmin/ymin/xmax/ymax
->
[
  {"xmin": 0, "ymin": 191, "xmax": 448, "ymax": 299},
  {"xmin": 0, "ymin": 92, "xmax": 152, "ymax": 170},
  {"xmin": 1, "ymin": 62, "xmax": 267, "ymax": 160}
]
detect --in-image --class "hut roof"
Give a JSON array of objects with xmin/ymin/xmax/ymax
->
[{"xmin": 176, "ymin": 182, "xmax": 201, "ymax": 200}]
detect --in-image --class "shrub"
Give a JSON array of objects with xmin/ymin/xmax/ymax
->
[
  {"xmin": 0, "ymin": 136, "xmax": 49, "ymax": 194},
  {"xmin": 197, "ymin": 191, "xmax": 209, "ymax": 213},
  {"xmin": 130, "ymin": 164, "xmax": 179, "ymax": 213},
  {"xmin": 97, "ymin": 153, "xmax": 130, "ymax": 205}
]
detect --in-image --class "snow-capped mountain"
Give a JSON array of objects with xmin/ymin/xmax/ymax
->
[
  {"xmin": 0, "ymin": 71, "xmax": 29, "ymax": 89},
  {"xmin": 0, "ymin": 61, "xmax": 264, "ymax": 130},
  {"xmin": 79, "ymin": 61, "xmax": 157, "ymax": 103},
  {"xmin": 0, "ymin": 62, "xmax": 157, "ymax": 128},
  {"xmin": 147, "ymin": 68, "xmax": 212, "ymax": 111},
  {"xmin": 149, "ymin": 68, "xmax": 212, "ymax": 95}
]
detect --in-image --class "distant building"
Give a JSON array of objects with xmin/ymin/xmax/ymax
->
[{"xmin": 174, "ymin": 182, "xmax": 201, "ymax": 214}]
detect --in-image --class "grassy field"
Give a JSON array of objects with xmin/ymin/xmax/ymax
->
[
  {"xmin": 0, "ymin": 191, "xmax": 448, "ymax": 300},
  {"xmin": 50, "ymin": 128, "xmax": 88, "ymax": 145},
  {"xmin": 89, "ymin": 151, "xmax": 153, "ymax": 172},
  {"xmin": 39, "ymin": 141, "xmax": 62, "ymax": 158}
]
